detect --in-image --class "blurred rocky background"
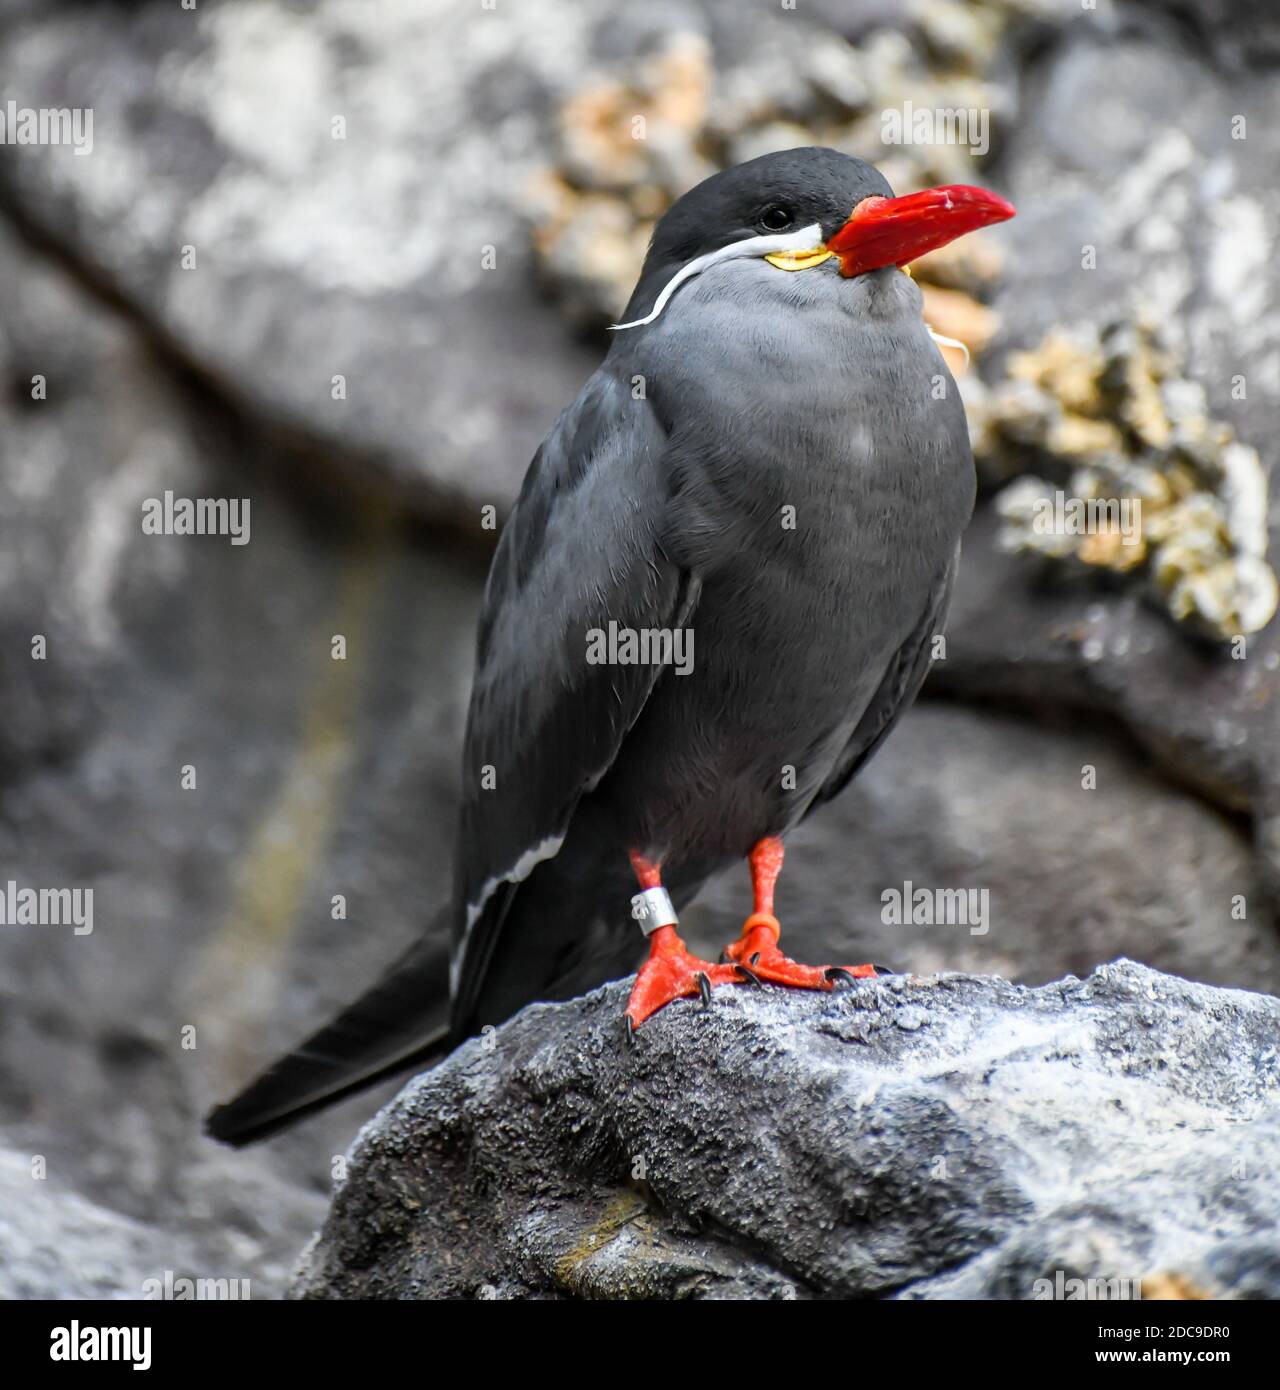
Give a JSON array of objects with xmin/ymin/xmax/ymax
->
[{"xmin": 0, "ymin": 0, "xmax": 1277, "ymax": 1297}]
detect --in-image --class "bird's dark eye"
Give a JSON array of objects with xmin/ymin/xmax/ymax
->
[{"xmin": 759, "ymin": 205, "xmax": 793, "ymax": 232}]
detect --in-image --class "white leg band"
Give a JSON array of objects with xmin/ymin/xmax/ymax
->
[{"xmin": 631, "ymin": 887, "xmax": 678, "ymax": 937}]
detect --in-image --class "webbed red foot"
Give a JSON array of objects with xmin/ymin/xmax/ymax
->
[
  {"xmin": 622, "ymin": 839, "xmax": 887, "ymax": 1043},
  {"xmin": 722, "ymin": 911, "xmax": 880, "ymax": 989},
  {"xmin": 624, "ymin": 925, "xmax": 738, "ymax": 1036},
  {"xmin": 718, "ymin": 837, "xmax": 886, "ymax": 993}
]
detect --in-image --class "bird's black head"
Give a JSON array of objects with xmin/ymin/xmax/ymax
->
[
  {"xmin": 648, "ymin": 147, "xmax": 893, "ymax": 267},
  {"xmin": 614, "ymin": 146, "xmax": 1014, "ymax": 332}
]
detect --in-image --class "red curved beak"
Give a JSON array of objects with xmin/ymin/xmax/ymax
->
[{"xmin": 826, "ymin": 184, "xmax": 1016, "ymax": 277}]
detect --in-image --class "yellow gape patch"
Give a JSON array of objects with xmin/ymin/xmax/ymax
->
[{"xmin": 763, "ymin": 247, "xmax": 835, "ymax": 272}]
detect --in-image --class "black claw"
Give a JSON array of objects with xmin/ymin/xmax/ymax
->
[
  {"xmin": 749, "ymin": 951, "xmax": 761, "ymax": 966},
  {"xmin": 872, "ymin": 963, "xmax": 897, "ymax": 977},
  {"xmin": 719, "ymin": 949, "xmax": 733, "ymax": 964},
  {"xmin": 625, "ymin": 1015, "xmax": 637, "ymax": 1047},
  {"xmin": 696, "ymin": 971, "xmax": 713, "ymax": 1007},
  {"xmin": 735, "ymin": 963, "xmax": 762, "ymax": 988},
  {"xmin": 825, "ymin": 967, "xmax": 858, "ymax": 988}
]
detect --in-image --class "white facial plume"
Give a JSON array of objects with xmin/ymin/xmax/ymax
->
[{"xmin": 610, "ymin": 223, "xmax": 826, "ymax": 331}]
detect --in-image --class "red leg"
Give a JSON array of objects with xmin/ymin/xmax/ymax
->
[
  {"xmin": 624, "ymin": 852, "xmax": 737, "ymax": 1033},
  {"xmin": 720, "ymin": 837, "xmax": 879, "ymax": 990}
]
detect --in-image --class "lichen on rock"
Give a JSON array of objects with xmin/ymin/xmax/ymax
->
[{"xmin": 976, "ymin": 319, "xmax": 1277, "ymax": 641}]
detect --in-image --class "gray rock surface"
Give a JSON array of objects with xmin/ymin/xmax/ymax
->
[
  {"xmin": 940, "ymin": 508, "xmax": 1280, "ymax": 901},
  {"xmin": 295, "ymin": 961, "xmax": 1280, "ymax": 1300},
  {"xmin": 0, "ymin": 0, "xmax": 605, "ymax": 525},
  {"xmin": 0, "ymin": 0, "xmax": 1052, "ymax": 523},
  {"xmin": 0, "ymin": 1149, "xmax": 208, "ymax": 1300},
  {"xmin": 938, "ymin": 11, "xmax": 1280, "ymax": 899},
  {"xmin": 0, "ymin": 216, "xmax": 471, "ymax": 1296}
]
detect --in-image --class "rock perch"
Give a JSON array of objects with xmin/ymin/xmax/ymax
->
[{"xmin": 293, "ymin": 961, "xmax": 1280, "ymax": 1299}]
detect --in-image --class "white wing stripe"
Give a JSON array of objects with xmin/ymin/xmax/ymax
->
[{"xmin": 451, "ymin": 834, "xmax": 566, "ymax": 993}]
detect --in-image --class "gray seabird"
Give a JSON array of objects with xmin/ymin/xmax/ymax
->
[{"xmin": 207, "ymin": 147, "xmax": 1014, "ymax": 1146}]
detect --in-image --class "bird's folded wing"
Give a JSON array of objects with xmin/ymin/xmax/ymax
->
[
  {"xmin": 805, "ymin": 547, "xmax": 958, "ymax": 814},
  {"xmin": 450, "ymin": 369, "xmax": 697, "ymax": 1026}
]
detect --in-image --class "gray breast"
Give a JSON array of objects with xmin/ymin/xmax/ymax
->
[{"xmin": 602, "ymin": 265, "xmax": 974, "ymax": 865}]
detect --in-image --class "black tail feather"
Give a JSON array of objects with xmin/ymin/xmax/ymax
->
[{"xmin": 204, "ymin": 934, "xmax": 453, "ymax": 1148}]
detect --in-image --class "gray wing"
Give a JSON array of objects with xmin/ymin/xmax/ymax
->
[
  {"xmin": 805, "ymin": 548, "xmax": 958, "ymax": 816},
  {"xmin": 450, "ymin": 368, "xmax": 696, "ymax": 1023}
]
